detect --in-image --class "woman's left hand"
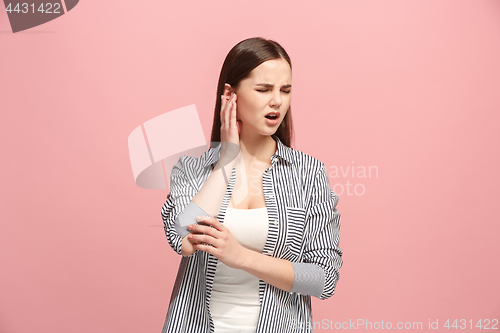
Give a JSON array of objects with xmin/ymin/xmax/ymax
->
[{"xmin": 187, "ymin": 216, "xmax": 249, "ymax": 269}]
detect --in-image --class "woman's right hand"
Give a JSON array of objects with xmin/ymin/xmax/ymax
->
[{"xmin": 219, "ymin": 92, "xmax": 241, "ymax": 161}]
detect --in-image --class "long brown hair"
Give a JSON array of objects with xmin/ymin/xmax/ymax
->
[{"xmin": 209, "ymin": 37, "xmax": 294, "ymax": 148}]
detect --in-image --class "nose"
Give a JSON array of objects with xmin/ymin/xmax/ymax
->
[{"xmin": 269, "ymin": 90, "xmax": 282, "ymax": 108}]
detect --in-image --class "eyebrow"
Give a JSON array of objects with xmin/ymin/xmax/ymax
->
[{"xmin": 256, "ymin": 83, "xmax": 292, "ymax": 89}]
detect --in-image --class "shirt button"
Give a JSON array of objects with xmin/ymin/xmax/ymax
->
[{"xmin": 273, "ymin": 220, "xmax": 278, "ymax": 226}]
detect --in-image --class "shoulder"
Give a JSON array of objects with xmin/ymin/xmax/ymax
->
[
  {"xmin": 169, "ymin": 149, "xmax": 214, "ymax": 191},
  {"xmin": 288, "ymin": 147, "xmax": 339, "ymax": 209},
  {"xmin": 287, "ymin": 146, "xmax": 326, "ymax": 177},
  {"xmin": 172, "ymin": 146, "xmax": 215, "ymax": 176}
]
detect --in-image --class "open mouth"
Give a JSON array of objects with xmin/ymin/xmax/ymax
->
[{"xmin": 265, "ymin": 112, "xmax": 280, "ymax": 120}]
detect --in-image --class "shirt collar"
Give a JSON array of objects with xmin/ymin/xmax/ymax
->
[{"xmin": 202, "ymin": 135, "xmax": 295, "ymax": 168}]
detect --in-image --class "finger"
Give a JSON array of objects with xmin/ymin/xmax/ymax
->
[
  {"xmin": 196, "ymin": 216, "xmax": 226, "ymax": 232},
  {"xmin": 187, "ymin": 223, "xmax": 220, "ymax": 238},
  {"xmin": 189, "ymin": 234, "xmax": 220, "ymax": 248},
  {"xmin": 193, "ymin": 243, "xmax": 217, "ymax": 256},
  {"xmin": 229, "ymin": 95, "xmax": 237, "ymax": 130},
  {"xmin": 220, "ymin": 95, "xmax": 226, "ymax": 126},
  {"xmin": 224, "ymin": 93, "xmax": 234, "ymax": 130},
  {"xmin": 186, "ymin": 230, "xmax": 203, "ymax": 245}
]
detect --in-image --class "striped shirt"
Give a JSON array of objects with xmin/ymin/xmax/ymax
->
[{"xmin": 161, "ymin": 135, "xmax": 342, "ymax": 333}]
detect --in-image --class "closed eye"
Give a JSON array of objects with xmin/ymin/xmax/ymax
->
[{"xmin": 257, "ymin": 89, "xmax": 291, "ymax": 94}]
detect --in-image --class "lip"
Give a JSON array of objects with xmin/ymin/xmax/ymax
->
[
  {"xmin": 264, "ymin": 111, "xmax": 280, "ymax": 126},
  {"xmin": 265, "ymin": 111, "xmax": 280, "ymax": 118}
]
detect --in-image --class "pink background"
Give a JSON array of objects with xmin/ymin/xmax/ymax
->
[{"xmin": 1, "ymin": 0, "xmax": 499, "ymax": 332}]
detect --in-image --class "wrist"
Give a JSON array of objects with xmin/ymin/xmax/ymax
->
[{"xmin": 238, "ymin": 246, "xmax": 256, "ymax": 271}]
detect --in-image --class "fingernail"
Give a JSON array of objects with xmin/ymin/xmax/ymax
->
[{"xmin": 196, "ymin": 216, "xmax": 203, "ymax": 221}]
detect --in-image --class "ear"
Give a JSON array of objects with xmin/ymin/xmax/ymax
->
[{"xmin": 223, "ymin": 83, "xmax": 234, "ymax": 99}]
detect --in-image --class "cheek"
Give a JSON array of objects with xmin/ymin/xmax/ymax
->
[
  {"xmin": 236, "ymin": 102, "xmax": 253, "ymax": 120},
  {"xmin": 280, "ymin": 112, "xmax": 288, "ymax": 124},
  {"xmin": 235, "ymin": 105, "xmax": 246, "ymax": 121}
]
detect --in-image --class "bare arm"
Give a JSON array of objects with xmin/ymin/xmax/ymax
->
[
  {"xmin": 239, "ymin": 248, "xmax": 295, "ymax": 292},
  {"xmin": 178, "ymin": 155, "xmax": 237, "ymax": 256},
  {"xmin": 177, "ymin": 91, "xmax": 241, "ymax": 255},
  {"xmin": 191, "ymin": 91, "xmax": 240, "ymax": 218},
  {"xmin": 191, "ymin": 155, "xmax": 237, "ymax": 218}
]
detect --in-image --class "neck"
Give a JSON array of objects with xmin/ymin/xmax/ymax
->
[{"xmin": 238, "ymin": 131, "xmax": 277, "ymax": 164}]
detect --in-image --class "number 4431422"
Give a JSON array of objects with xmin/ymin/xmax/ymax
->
[
  {"xmin": 5, "ymin": 3, "xmax": 62, "ymax": 14},
  {"xmin": 443, "ymin": 319, "xmax": 498, "ymax": 330}
]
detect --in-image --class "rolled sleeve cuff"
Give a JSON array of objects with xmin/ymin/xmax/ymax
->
[
  {"xmin": 289, "ymin": 262, "xmax": 325, "ymax": 298},
  {"xmin": 173, "ymin": 201, "xmax": 213, "ymax": 239}
]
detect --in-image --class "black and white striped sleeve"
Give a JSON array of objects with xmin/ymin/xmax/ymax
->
[
  {"xmin": 289, "ymin": 163, "xmax": 343, "ymax": 299},
  {"xmin": 161, "ymin": 156, "xmax": 212, "ymax": 256}
]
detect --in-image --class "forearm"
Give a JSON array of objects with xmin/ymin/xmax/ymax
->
[
  {"xmin": 240, "ymin": 248, "xmax": 294, "ymax": 292},
  {"xmin": 239, "ymin": 248, "xmax": 328, "ymax": 297},
  {"xmin": 191, "ymin": 155, "xmax": 238, "ymax": 217},
  {"xmin": 172, "ymin": 153, "xmax": 239, "ymax": 240}
]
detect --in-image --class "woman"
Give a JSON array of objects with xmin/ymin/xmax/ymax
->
[{"xmin": 161, "ymin": 37, "xmax": 342, "ymax": 333}]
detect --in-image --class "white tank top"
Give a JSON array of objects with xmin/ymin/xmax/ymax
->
[{"xmin": 209, "ymin": 207, "xmax": 269, "ymax": 333}]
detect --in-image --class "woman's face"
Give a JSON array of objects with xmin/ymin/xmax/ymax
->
[{"xmin": 227, "ymin": 58, "xmax": 292, "ymax": 137}]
